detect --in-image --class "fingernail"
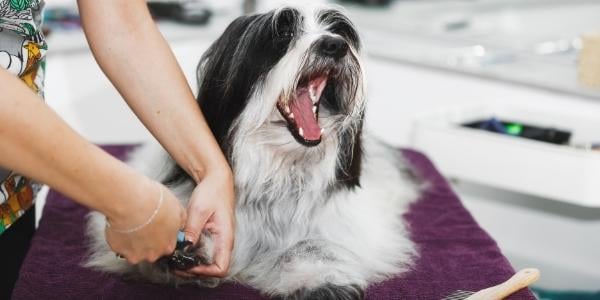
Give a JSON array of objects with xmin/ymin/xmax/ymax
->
[{"xmin": 184, "ymin": 233, "xmax": 196, "ymax": 244}]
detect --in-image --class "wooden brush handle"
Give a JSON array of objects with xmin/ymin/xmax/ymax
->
[{"xmin": 466, "ymin": 268, "xmax": 540, "ymax": 300}]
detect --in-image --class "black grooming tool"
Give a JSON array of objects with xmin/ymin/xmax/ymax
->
[
  {"xmin": 463, "ymin": 118, "xmax": 571, "ymax": 145},
  {"xmin": 160, "ymin": 231, "xmax": 201, "ymax": 271}
]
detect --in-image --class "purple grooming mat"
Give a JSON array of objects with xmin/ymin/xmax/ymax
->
[{"xmin": 12, "ymin": 145, "xmax": 534, "ymax": 299}]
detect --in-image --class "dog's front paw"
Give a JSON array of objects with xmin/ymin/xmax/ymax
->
[{"xmin": 278, "ymin": 284, "xmax": 364, "ymax": 300}]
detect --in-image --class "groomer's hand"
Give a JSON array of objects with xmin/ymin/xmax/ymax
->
[
  {"xmin": 104, "ymin": 179, "xmax": 187, "ymax": 265},
  {"xmin": 182, "ymin": 171, "xmax": 235, "ymax": 278}
]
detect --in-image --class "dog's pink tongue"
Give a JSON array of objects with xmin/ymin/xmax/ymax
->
[{"xmin": 290, "ymin": 88, "xmax": 321, "ymax": 141}]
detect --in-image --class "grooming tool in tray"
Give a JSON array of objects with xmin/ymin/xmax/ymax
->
[
  {"xmin": 442, "ymin": 268, "xmax": 540, "ymax": 300},
  {"xmin": 463, "ymin": 118, "xmax": 571, "ymax": 145}
]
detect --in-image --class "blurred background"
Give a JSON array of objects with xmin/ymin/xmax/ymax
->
[{"xmin": 41, "ymin": 0, "xmax": 600, "ymax": 298}]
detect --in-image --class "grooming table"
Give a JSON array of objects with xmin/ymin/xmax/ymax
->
[{"xmin": 12, "ymin": 145, "xmax": 535, "ymax": 300}]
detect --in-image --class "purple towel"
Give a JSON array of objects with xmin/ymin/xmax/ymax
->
[{"xmin": 12, "ymin": 145, "xmax": 534, "ymax": 300}]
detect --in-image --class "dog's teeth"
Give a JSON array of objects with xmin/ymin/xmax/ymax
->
[
  {"xmin": 284, "ymin": 106, "xmax": 290, "ymax": 114},
  {"xmin": 299, "ymin": 127, "xmax": 304, "ymax": 137},
  {"xmin": 320, "ymin": 128, "xmax": 325, "ymax": 135},
  {"xmin": 289, "ymin": 113, "xmax": 294, "ymax": 119},
  {"xmin": 309, "ymin": 88, "xmax": 316, "ymax": 101},
  {"xmin": 312, "ymin": 106, "xmax": 317, "ymax": 113}
]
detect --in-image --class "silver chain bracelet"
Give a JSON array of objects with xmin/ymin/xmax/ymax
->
[{"xmin": 106, "ymin": 183, "xmax": 164, "ymax": 234}]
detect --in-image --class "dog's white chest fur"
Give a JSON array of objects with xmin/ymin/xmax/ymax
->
[{"xmin": 229, "ymin": 136, "xmax": 418, "ymax": 294}]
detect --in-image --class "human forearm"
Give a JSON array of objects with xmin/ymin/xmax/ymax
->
[
  {"xmin": 0, "ymin": 68, "xmax": 151, "ymax": 226},
  {"xmin": 77, "ymin": 0, "xmax": 230, "ymax": 183}
]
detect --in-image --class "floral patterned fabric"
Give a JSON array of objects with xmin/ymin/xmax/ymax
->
[{"xmin": 0, "ymin": 0, "xmax": 46, "ymax": 235}]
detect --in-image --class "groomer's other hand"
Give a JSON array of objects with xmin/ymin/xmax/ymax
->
[
  {"xmin": 105, "ymin": 179, "xmax": 187, "ymax": 265},
  {"xmin": 183, "ymin": 171, "xmax": 235, "ymax": 278}
]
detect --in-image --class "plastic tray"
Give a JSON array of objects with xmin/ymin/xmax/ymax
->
[{"xmin": 410, "ymin": 104, "xmax": 600, "ymax": 207}]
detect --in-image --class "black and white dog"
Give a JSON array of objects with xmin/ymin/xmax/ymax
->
[{"xmin": 86, "ymin": 5, "xmax": 419, "ymax": 299}]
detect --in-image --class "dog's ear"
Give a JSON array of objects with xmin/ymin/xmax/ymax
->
[{"xmin": 195, "ymin": 11, "xmax": 296, "ymax": 156}]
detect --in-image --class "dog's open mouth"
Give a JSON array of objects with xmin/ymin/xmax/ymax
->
[{"xmin": 277, "ymin": 74, "xmax": 328, "ymax": 146}]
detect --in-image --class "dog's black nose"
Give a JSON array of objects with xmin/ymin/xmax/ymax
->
[{"xmin": 318, "ymin": 36, "xmax": 349, "ymax": 59}]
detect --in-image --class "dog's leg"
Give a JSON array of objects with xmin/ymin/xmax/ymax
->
[
  {"xmin": 279, "ymin": 284, "xmax": 364, "ymax": 300},
  {"xmin": 265, "ymin": 209, "xmax": 414, "ymax": 299},
  {"xmin": 241, "ymin": 239, "xmax": 367, "ymax": 300}
]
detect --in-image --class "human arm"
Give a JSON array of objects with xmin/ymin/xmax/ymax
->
[
  {"xmin": 77, "ymin": 0, "xmax": 235, "ymax": 277},
  {"xmin": 0, "ymin": 67, "xmax": 185, "ymax": 264}
]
